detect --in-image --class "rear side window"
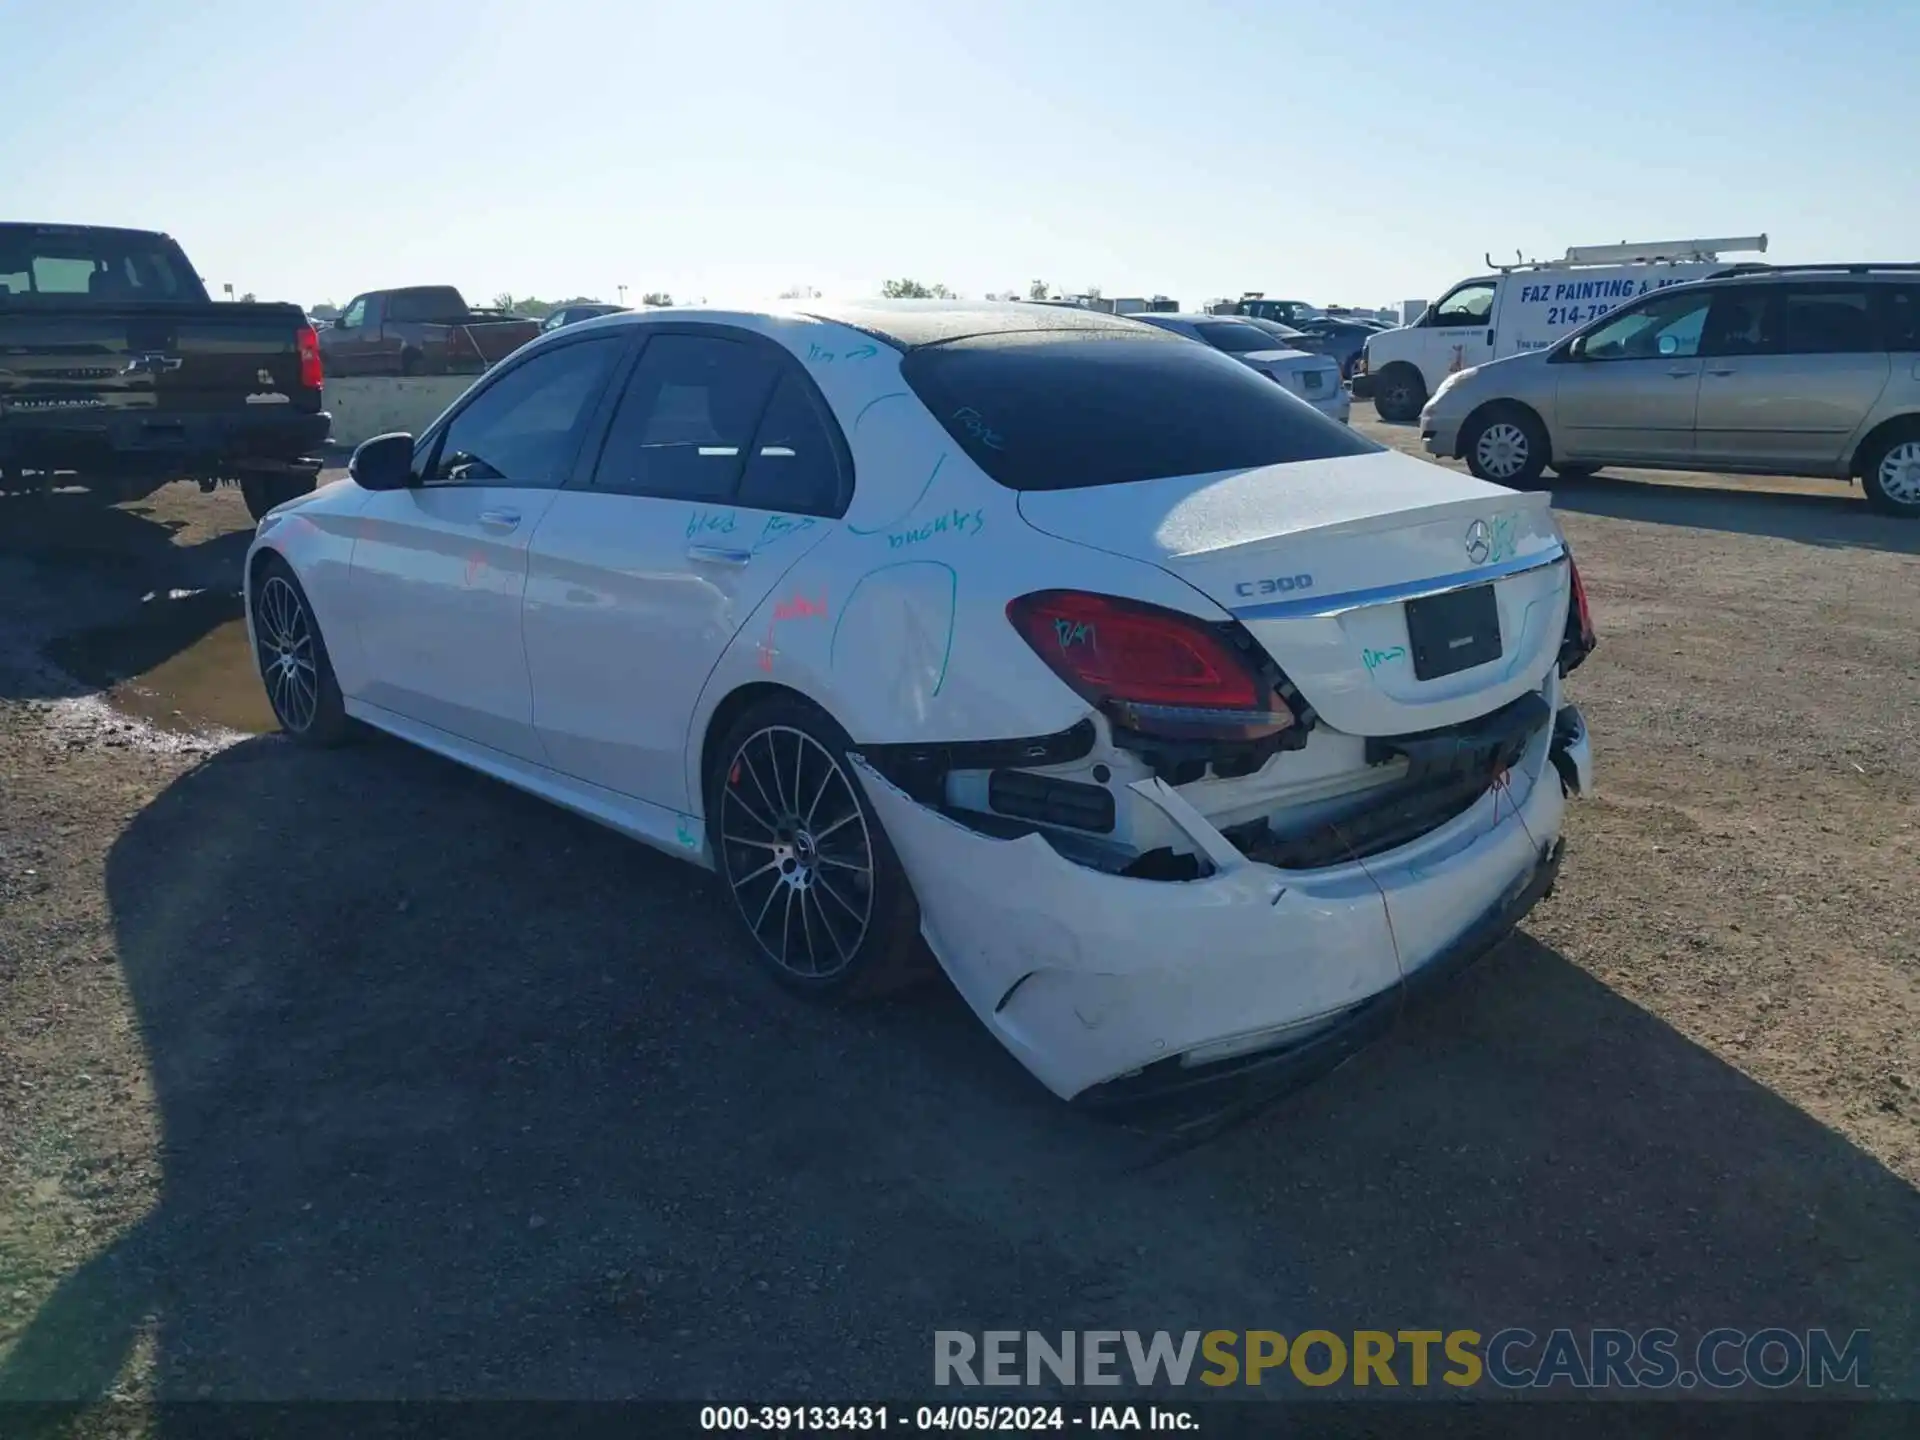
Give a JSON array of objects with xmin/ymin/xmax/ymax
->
[
  {"xmin": 899, "ymin": 330, "xmax": 1379, "ymax": 492},
  {"xmin": 1768, "ymin": 285, "xmax": 1876, "ymax": 355},
  {"xmin": 734, "ymin": 372, "xmax": 848, "ymax": 515},
  {"xmin": 589, "ymin": 334, "xmax": 780, "ymax": 501},
  {"xmin": 1880, "ymin": 286, "xmax": 1920, "ymax": 352}
]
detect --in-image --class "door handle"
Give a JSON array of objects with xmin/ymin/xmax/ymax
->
[
  {"xmin": 1668, "ymin": 369, "xmax": 1696, "ymax": 378},
  {"xmin": 687, "ymin": 544, "xmax": 752, "ymax": 566},
  {"xmin": 1705, "ymin": 367, "xmax": 1737, "ymax": 377},
  {"xmin": 478, "ymin": 509, "xmax": 521, "ymax": 530}
]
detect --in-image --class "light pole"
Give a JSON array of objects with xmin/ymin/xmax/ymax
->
[{"xmin": 617, "ymin": 284, "xmax": 627, "ymax": 305}]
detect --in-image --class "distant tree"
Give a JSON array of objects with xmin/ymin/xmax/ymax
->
[
  {"xmin": 1084, "ymin": 285, "xmax": 1102, "ymax": 301},
  {"xmin": 641, "ymin": 291, "xmax": 674, "ymax": 307},
  {"xmin": 310, "ymin": 302, "xmax": 340, "ymax": 320},
  {"xmin": 778, "ymin": 285, "xmax": 821, "ymax": 299},
  {"xmin": 492, "ymin": 292, "xmax": 516, "ymax": 312},
  {"xmin": 1028, "ymin": 279, "xmax": 1050, "ymax": 301},
  {"xmin": 881, "ymin": 279, "xmax": 954, "ymax": 299},
  {"xmin": 239, "ymin": 291, "xmax": 256, "ymax": 303}
]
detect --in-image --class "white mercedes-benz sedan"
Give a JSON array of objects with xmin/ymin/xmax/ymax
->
[{"xmin": 245, "ymin": 300, "xmax": 1595, "ymax": 1104}]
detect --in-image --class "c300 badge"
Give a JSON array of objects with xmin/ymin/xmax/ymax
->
[{"xmin": 1234, "ymin": 572, "xmax": 1314, "ymax": 598}]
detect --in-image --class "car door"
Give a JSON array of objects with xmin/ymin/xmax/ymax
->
[
  {"xmin": 1551, "ymin": 286, "xmax": 1714, "ymax": 465},
  {"xmin": 1693, "ymin": 282, "xmax": 1890, "ymax": 473},
  {"xmin": 347, "ymin": 331, "xmax": 629, "ymax": 760},
  {"xmin": 522, "ymin": 327, "xmax": 846, "ymax": 812},
  {"xmin": 1418, "ymin": 278, "xmax": 1500, "ymax": 391}
]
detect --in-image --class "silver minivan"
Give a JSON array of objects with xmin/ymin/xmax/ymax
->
[{"xmin": 1417, "ymin": 266, "xmax": 1920, "ymax": 516}]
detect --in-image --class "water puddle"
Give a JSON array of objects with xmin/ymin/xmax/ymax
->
[{"xmin": 42, "ymin": 588, "xmax": 278, "ymax": 736}]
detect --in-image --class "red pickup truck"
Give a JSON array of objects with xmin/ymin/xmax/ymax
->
[{"xmin": 319, "ymin": 285, "xmax": 540, "ymax": 376}]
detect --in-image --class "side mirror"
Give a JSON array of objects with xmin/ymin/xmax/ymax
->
[
  {"xmin": 1566, "ymin": 336, "xmax": 1587, "ymax": 361},
  {"xmin": 348, "ymin": 432, "xmax": 416, "ymax": 491}
]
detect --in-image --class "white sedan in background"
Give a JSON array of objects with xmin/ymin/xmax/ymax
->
[
  {"xmin": 245, "ymin": 300, "xmax": 1593, "ymax": 1103},
  {"xmin": 1126, "ymin": 311, "xmax": 1352, "ymax": 424}
]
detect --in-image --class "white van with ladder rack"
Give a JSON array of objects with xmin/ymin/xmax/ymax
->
[{"xmin": 1352, "ymin": 236, "xmax": 1769, "ymax": 421}]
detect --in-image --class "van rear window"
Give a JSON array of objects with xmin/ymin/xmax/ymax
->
[{"xmin": 897, "ymin": 330, "xmax": 1379, "ymax": 492}]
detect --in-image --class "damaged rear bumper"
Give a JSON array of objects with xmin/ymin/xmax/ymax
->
[{"xmin": 850, "ymin": 704, "xmax": 1589, "ymax": 1102}]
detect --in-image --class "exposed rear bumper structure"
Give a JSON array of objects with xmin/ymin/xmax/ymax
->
[{"xmin": 850, "ymin": 701, "xmax": 1590, "ymax": 1104}]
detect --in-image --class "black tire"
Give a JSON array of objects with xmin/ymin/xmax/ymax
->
[
  {"xmin": 1551, "ymin": 462, "xmax": 1602, "ymax": 481},
  {"xmin": 1463, "ymin": 405, "xmax": 1550, "ymax": 489},
  {"xmin": 1859, "ymin": 423, "xmax": 1920, "ymax": 518},
  {"xmin": 251, "ymin": 554, "xmax": 352, "ymax": 746},
  {"xmin": 707, "ymin": 694, "xmax": 928, "ymax": 999},
  {"xmin": 241, "ymin": 473, "xmax": 317, "ymax": 522},
  {"xmin": 1372, "ymin": 364, "xmax": 1428, "ymax": 422}
]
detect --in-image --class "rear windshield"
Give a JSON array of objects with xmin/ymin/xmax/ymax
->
[
  {"xmin": 898, "ymin": 330, "xmax": 1380, "ymax": 492},
  {"xmin": 1195, "ymin": 321, "xmax": 1281, "ymax": 353},
  {"xmin": 0, "ymin": 225, "xmax": 203, "ymax": 303}
]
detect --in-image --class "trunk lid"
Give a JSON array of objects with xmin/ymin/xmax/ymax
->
[
  {"xmin": 1017, "ymin": 448, "xmax": 1568, "ymax": 736},
  {"xmin": 1244, "ymin": 347, "xmax": 1341, "ymax": 405},
  {"xmin": 0, "ymin": 300, "xmax": 317, "ymax": 418}
]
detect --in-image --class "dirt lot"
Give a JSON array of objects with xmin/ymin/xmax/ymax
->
[{"xmin": 1, "ymin": 413, "xmax": 1916, "ymax": 1407}]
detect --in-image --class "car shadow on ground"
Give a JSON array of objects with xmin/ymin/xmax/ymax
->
[
  {"xmin": 2, "ymin": 733, "xmax": 1916, "ymax": 1408},
  {"xmin": 0, "ymin": 492, "xmax": 254, "ymax": 705},
  {"xmin": 1548, "ymin": 475, "xmax": 1920, "ymax": 555}
]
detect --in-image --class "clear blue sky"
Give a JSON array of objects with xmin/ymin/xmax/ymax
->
[{"xmin": 3, "ymin": 0, "xmax": 1910, "ymax": 312}]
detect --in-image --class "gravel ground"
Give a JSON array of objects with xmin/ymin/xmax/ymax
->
[{"xmin": 0, "ymin": 415, "xmax": 1915, "ymax": 1410}]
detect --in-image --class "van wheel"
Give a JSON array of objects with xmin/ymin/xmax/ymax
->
[
  {"xmin": 1372, "ymin": 365, "xmax": 1427, "ymax": 423},
  {"xmin": 1464, "ymin": 406, "xmax": 1549, "ymax": 488},
  {"xmin": 1860, "ymin": 426, "xmax": 1920, "ymax": 518}
]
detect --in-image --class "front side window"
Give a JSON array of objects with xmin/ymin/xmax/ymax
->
[
  {"xmin": 425, "ymin": 336, "xmax": 624, "ymax": 486},
  {"xmin": 339, "ymin": 296, "xmax": 367, "ymax": 329},
  {"xmin": 1579, "ymin": 289, "xmax": 1714, "ymax": 361},
  {"xmin": 588, "ymin": 334, "xmax": 781, "ymax": 501},
  {"xmin": 1429, "ymin": 281, "xmax": 1496, "ymax": 327}
]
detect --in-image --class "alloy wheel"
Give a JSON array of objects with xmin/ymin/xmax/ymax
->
[
  {"xmin": 1475, "ymin": 421, "xmax": 1531, "ymax": 481},
  {"xmin": 1877, "ymin": 440, "xmax": 1920, "ymax": 508},
  {"xmin": 719, "ymin": 725, "xmax": 875, "ymax": 980},
  {"xmin": 254, "ymin": 575, "xmax": 319, "ymax": 733}
]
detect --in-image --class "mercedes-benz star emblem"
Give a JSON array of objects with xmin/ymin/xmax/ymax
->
[{"xmin": 1465, "ymin": 519, "xmax": 1492, "ymax": 564}]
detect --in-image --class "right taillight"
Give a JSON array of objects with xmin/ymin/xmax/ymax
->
[
  {"xmin": 1007, "ymin": 589, "xmax": 1297, "ymax": 740},
  {"xmin": 1559, "ymin": 553, "xmax": 1596, "ymax": 675},
  {"xmin": 296, "ymin": 323, "xmax": 324, "ymax": 390}
]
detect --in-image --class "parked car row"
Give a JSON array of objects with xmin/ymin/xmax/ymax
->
[{"xmin": 245, "ymin": 297, "xmax": 1594, "ymax": 1103}]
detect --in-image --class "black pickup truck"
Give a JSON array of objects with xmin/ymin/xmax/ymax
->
[{"xmin": 0, "ymin": 222, "xmax": 330, "ymax": 520}]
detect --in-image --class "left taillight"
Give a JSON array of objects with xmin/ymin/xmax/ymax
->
[
  {"xmin": 1006, "ymin": 589, "xmax": 1298, "ymax": 741},
  {"xmin": 1559, "ymin": 552, "xmax": 1597, "ymax": 675},
  {"xmin": 296, "ymin": 324, "xmax": 324, "ymax": 390}
]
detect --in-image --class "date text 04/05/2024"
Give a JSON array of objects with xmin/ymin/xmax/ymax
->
[{"xmin": 698, "ymin": 1404, "xmax": 1197, "ymax": 1431}]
